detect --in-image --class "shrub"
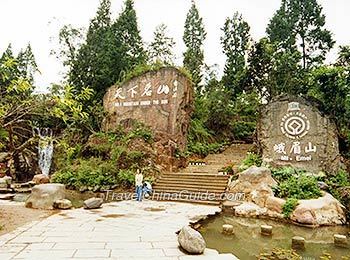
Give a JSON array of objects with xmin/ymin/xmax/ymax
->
[
  {"xmin": 239, "ymin": 153, "xmax": 262, "ymax": 171},
  {"xmin": 125, "ymin": 123, "xmax": 154, "ymax": 143},
  {"xmin": 51, "ymin": 158, "xmax": 118, "ymax": 190},
  {"xmin": 271, "ymin": 167, "xmax": 298, "ymax": 182},
  {"xmin": 272, "ymin": 174, "xmax": 321, "ymax": 200},
  {"xmin": 117, "ymin": 169, "xmax": 135, "ymax": 188},
  {"xmin": 230, "ymin": 121, "xmax": 256, "ymax": 141},
  {"xmin": 282, "ymin": 198, "xmax": 299, "ymax": 218}
]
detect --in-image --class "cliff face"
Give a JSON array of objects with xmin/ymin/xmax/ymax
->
[{"xmin": 103, "ymin": 67, "xmax": 194, "ymax": 171}]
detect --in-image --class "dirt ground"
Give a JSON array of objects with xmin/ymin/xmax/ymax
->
[{"xmin": 0, "ymin": 202, "xmax": 53, "ymax": 236}]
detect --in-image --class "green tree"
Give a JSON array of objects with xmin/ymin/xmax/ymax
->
[
  {"xmin": 246, "ymin": 38, "xmax": 303, "ymax": 101},
  {"xmin": 113, "ymin": 0, "xmax": 147, "ymax": 71},
  {"xmin": 0, "ymin": 44, "xmax": 37, "ymax": 93},
  {"xmin": 183, "ymin": 0, "xmax": 206, "ymax": 94},
  {"xmin": 221, "ymin": 12, "xmax": 250, "ymax": 99},
  {"xmin": 267, "ymin": 0, "xmax": 334, "ymax": 70},
  {"xmin": 308, "ymin": 64, "xmax": 350, "ymax": 154},
  {"xmin": 68, "ymin": 0, "xmax": 117, "ymax": 101},
  {"xmin": 148, "ymin": 23, "xmax": 176, "ymax": 65},
  {"xmin": 54, "ymin": 24, "xmax": 84, "ymax": 71}
]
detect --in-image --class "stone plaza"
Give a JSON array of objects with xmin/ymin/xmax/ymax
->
[{"xmin": 0, "ymin": 200, "xmax": 238, "ymax": 260}]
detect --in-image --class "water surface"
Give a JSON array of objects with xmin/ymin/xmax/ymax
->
[{"xmin": 199, "ymin": 213, "xmax": 350, "ymax": 259}]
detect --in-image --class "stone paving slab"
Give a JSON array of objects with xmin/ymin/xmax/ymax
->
[{"xmin": 0, "ymin": 200, "xmax": 239, "ymax": 259}]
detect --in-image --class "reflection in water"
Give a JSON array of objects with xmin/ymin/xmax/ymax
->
[{"xmin": 199, "ymin": 213, "xmax": 349, "ymax": 259}]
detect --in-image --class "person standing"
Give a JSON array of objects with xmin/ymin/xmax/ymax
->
[{"xmin": 135, "ymin": 168, "xmax": 143, "ymax": 201}]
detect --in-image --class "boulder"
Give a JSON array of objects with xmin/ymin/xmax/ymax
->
[
  {"xmin": 229, "ymin": 166, "xmax": 277, "ymax": 207},
  {"xmin": 233, "ymin": 202, "xmax": 267, "ymax": 217},
  {"xmin": 32, "ymin": 174, "xmax": 50, "ymax": 184},
  {"xmin": 25, "ymin": 184, "xmax": 66, "ymax": 209},
  {"xmin": 266, "ymin": 196, "xmax": 285, "ymax": 218},
  {"xmin": 1, "ymin": 176, "xmax": 12, "ymax": 186},
  {"xmin": 178, "ymin": 225, "xmax": 206, "ymax": 254},
  {"xmin": 290, "ymin": 193, "xmax": 346, "ymax": 226},
  {"xmin": 0, "ymin": 177, "xmax": 8, "ymax": 189},
  {"xmin": 83, "ymin": 197, "xmax": 103, "ymax": 209},
  {"xmin": 54, "ymin": 199, "xmax": 72, "ymax": 210}
]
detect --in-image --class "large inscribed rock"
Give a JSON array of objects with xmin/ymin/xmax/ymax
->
[
  {"xmin": 103, "ymin": 67, "xmax": 193, "ymax": 170},
  {"xmin": 258, "ymin": 95, "xmax": 341, "ymax": 173}
]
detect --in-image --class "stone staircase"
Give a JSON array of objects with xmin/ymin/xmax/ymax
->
[{"xmin": 152, "ymin": 143, "xmax": 253, "ymax": 205}]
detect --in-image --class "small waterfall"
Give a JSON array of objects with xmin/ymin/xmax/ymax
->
[{"xmin": 33, "ymin": 127, "xmax": 53, "ymax": 176}]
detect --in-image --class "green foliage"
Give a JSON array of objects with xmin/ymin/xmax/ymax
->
[
  {"xmin": 266, "ymin": 0, "xmax": 334, "ymax": 70},
  {"xmin": 52, "ymin": 121, "xmax": 156, "ymax": 190},
  {"xmin": 239, "ymin": 153, "xmax": 262, "ymax": 171},
  {"xmin": 230, "ymin": 121, "xmax": 255, "ymax": 141},
  {"xmin": 148, "ymin": 23, "xmax": 176, "ymax": 65},
  {"xmin": 114, "ymin": 0, "xmax": 147, "ymax": 69},
  {"xmin": 308, "ymin": 65, "xmax": 350, "ymax": 155},
  {"xmin": 117, "ymin": 169, "xmax": 135, "ymax": 188},
  {"xmin": 246, "ymin": 38, "xmax": 303, "ymax": 101},
  {"xmin": 282, "ymin": 198, "xmax": 299, "ymax": 218},
  {"xmin": 125, "ymin": 123, "xmax": 153, "ymax": 144},
  {"xmin": 51, "ymin": 158, "xmax": 118, "ymax": 190},
  {"xmin": 221, "ymin": 12, "xmax": 250, "ymax": 99},
  {"xmin": 63, "ymin": 0, "xmax": 147, "ymax": 103},
  {"xmin": 271, "ymin": 167, "xmax": 298, "ymax": 182},
  {"xmin": 272, "ymin": 174, "xmax": 321, "ymax": 200},
  {"xmin": 188, "ymin": 118, "xmax": 214, "ymax": 144},
  {"xmin": 187, "ymin": 141, "xmax": 222, "ymax": 158},
  {"xmin": 183, "ymin": 1, "xmax": 206, "ymax": 93}
]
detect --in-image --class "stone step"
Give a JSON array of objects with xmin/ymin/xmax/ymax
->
[
  {"xmin": 160, "ymin": 173, "xmax": 230, "ymax": 179},
  {"xmin": 153, "ymin": 186, "xmax": 227, "ymax": 194},
  {"xmin": 155, "ymin": 178, "xmax": 228, "ymax": 185}
]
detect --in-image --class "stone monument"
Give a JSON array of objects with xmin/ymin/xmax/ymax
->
[
  {"xmin": 257, "ymin": 94, "xmax": 342, "ymax": 173},
  {"xmin": 103, "ymin": 67, "xmax": 194, "ymax": 170}
]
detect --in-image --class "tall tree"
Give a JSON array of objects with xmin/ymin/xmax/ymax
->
[
  {"xmin": 267, "ymin": 0, "xmax": 335, "ymax": 70},
  {"xmin": 0, "ymin": 44, "xmax": 37, "ymax": 93},
  {"xmin": 67, "ymin": 0, "xmax": 121, "ymax": 101},
  {"xmin": 246, "ymin": 38, "xmax": 303, "ymax": 101},
  {"xmin": 113, "ymin": 0, "xmax": 147, "ymax": 71},
  {"xmin": 220, "ymin": 12, "xmax": 250, "ymax": 99},
  {"xmin": 183, "ymin": 0, "xmax": 206, "ymax": 94},
  {"xmin": 17, "ymin": 44, "xmax": 38, "ymax": 85},
  {"xmin": 148, "ymin": 24, "xmax": 176, "ymax": 65}
]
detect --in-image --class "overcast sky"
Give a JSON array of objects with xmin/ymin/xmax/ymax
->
[{"xmin": 1, "ymin": 0, "xmax": 350, "ymax": 92}]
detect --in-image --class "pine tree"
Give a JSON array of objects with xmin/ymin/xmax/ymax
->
[
  {"xmin": 148, "ymin": 24, "xmax": 175, "ymax": 65},
  {"xmin": 67, "ymin": 0, "xmax": 121, "ymax": 101},
  {"xmin": 220, "ymin": 12, "xmax": 250, "ymax": 99},
  {"xmin": 267, "ymin": 0, "xmax": 335, "ymax": 70},
  {"xmin": 183, "ymin": 0, "xmax": 206, "ymax": 94},
  {"xmin": 113, "ymin": 0, "xmax": 147, "ymax": 70}
]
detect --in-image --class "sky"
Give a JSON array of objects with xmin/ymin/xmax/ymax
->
[{"xmin": 1, "ymin": 0, "xmax": 350, "ymax": 92}]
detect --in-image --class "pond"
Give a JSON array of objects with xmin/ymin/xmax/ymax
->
[{"xmin": 199, "ymin": 213, "xmax": 350, "ymax": 259}]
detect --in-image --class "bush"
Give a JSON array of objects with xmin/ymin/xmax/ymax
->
[
  {"xmin": 271, "ymin": 167, "xmax": 298, "ymax": 182},
  {"xmin": 187, "ymin": 141, "xmax": 222, "ymax": 158},
  {"xmin": 125, "ymin": 123, "xmax": 153, "ymax": 143},
  {"xmin": 239, "ymin": 153, "xmax": 262, "ymax": 171},
  {"xmin": 272, "ymin": 174, "xmax": 321, "ymax": 200},
  {"xmin": 282, "ymin": 198, "xmax": 299, "ymax": 218},
  {"xmin": 230, "ymin": 121, "xmax": 256, "ymax": 141},
  {"xmin": 51, "ymin": 158, "xmax": 118, "ymax": 190},
  {"xmin": 117, "ymin": 169, "xmax": 135, "ymax": 188}
]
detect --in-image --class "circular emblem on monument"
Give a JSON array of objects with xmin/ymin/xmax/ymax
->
[{"xmin": 280, "ymin": 112, "xmax": 310, "ymax": 139}]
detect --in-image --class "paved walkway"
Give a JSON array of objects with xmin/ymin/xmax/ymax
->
[{"xmin": 0, "ymin": 200, "xmax": 239, "ymax": 260}]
